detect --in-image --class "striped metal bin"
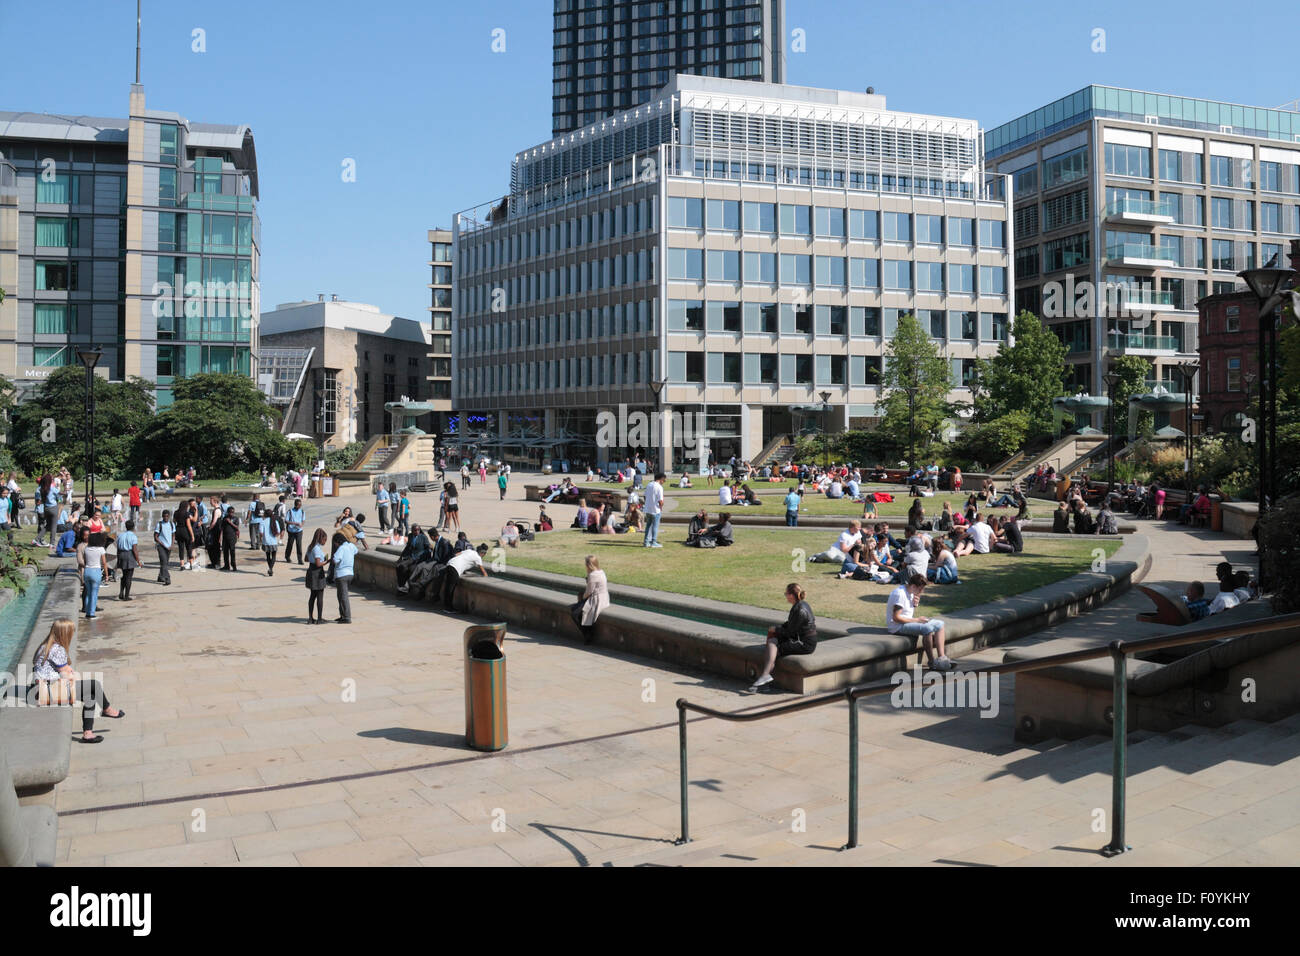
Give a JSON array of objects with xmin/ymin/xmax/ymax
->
[{"xmin": 464, "ymin": 623, "xmax": 508, "ymax": 751}]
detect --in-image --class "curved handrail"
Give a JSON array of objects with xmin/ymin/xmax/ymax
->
[{"xmin": 674, "ymin": 610, "xmax": 1300, "ymax": 852}]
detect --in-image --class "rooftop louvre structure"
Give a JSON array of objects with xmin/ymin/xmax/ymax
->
[{"xmin": 454, "ymin": 76, "xmax": 1012, "ymax": 469}]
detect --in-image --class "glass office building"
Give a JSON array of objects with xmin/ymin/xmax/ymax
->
[
  {"xmin": 987, "ymin": 86, "xmax": 1300, "ymax": 412},
  {"xmin": 455, "ymin": 76, "xmax": 1012, "ymax": 467},
  {"xmin": 427, "ymin": 228, "xmax": 453, "ymax": 432},
  {"xmin": 552, "ymin": 0, "xmax": 785, "ymax": 137},
  {"xmin": 0, "ymin": 83, "xmax": 260, "ymax": 407}
]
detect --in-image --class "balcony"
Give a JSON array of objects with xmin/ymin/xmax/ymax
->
[
  {"xmin": 1115, "ymin": 289, "xmax": 1177, "ymax": 313},
  {"xmin": 1104, "ymin": 198, "xmax": 1175, "ymax": 226},
  {"xmin": 1105, "ymin": 243, "xmax": 1179, "ymax": 268},
  {"xmin": 1107, "ymin": 332, "xmax": 1179, "ymax": 355}
]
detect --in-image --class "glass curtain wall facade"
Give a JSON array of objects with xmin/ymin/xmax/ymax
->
[
  {"xmin": 456, "ymin": 77, "xmax": 1012, "ymax": 467},
  {"xmin": 988, "ymin": 86, "xmax": 1300, "ymax": 410},
  {"xmin": 427, "ymin": 228, "xmax": 453, "ymax": 431},
  {"xmin": 552, "ymin": 0, "xmax": 785, "ymax": 136}
]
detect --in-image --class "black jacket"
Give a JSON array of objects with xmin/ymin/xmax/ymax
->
[
  {"xmin": 1052, "ymin": 509, "xmax": 1070, "ymax": 534},
  {"xmin": 776, "ymin": 600, "xmax": 817, "ymax": 647}
]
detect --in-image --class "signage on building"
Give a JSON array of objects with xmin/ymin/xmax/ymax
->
[{"xmin": 17, "ymin": 365, "xmax": 109, "ymax": 381}]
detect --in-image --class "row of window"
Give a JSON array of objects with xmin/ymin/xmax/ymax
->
[
  {"xmin": 683, "ymin": 159, "xmax": 981, "ymax": 200},
  {"xmin": 667, "ymin": 199, "xmax": 1007, "ymax": 248},
  {"xmin": 460, "ymin": 249, "xmax": 655, "ymax": 314},
  {"xmin": 667, "ymin": 249, "xmax": 1007, "ymax": 294},
  {"xmin": 459, "ymin": 198, "xmax": 656, "ymax": 274},
  {"xmin": 459, "ymin": 299, "xmax": 656, "ymax": 354},
  {"xmin": 667, "ymin": 301, "xmax": 1009, "ymax": 342},
  {"xmin": 1107, "ymin": 145, "xmax": 1300, "ymax": 192}
]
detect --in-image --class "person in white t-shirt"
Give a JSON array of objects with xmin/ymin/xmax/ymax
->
[
  {"xmin": 442, "ymin": 543, "xmax": 489, "ymax": 609},
  {"xmin": 810, "ymin": 520, "xmax": 862, "ymax": 564},
  {"xmin": 886, "ymin": 573, "xmax": 951, "ymax": 670},
  {"xmin": 957, "ymin": 516, "xmax": 992, "ymax": 556},
  {"xmin": 718, "ymin": 483, "xmax": 733, "ymax": 506}
]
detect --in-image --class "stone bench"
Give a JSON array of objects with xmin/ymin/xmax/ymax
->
[
  {"xmin": 354, "ymin": 534, "xmax": 1150, "ymax": 694},
  {"xmin": 1004, "ymin": 601, "xmax": 1296, "ymax": 740}
]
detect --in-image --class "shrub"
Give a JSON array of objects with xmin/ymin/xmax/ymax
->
[
  {"xmin": 324, "ymin": 442, "xmax": 365, "ymax": 472},
  {"xmin": 0, "ymin": 541, "xmax": 38, "ymax": 594},
  {"xmin": 1259, "ymin": 496, "xmax": 1300, "ymax": 610}
]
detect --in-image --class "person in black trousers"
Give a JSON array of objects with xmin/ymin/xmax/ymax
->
[
  {"xmin": 283, "ymin": 498, "xmax": 305, "ymax": 564},
  {"xmin": 220, "ymin": 506, "xmax": 241, "ymax": 571}
]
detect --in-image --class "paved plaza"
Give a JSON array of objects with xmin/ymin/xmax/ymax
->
[{"xmin": 34, "ymin": 477, "xmax": 1300, "ymax": 866}]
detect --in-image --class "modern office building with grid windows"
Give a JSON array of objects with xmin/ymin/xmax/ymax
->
[
  {"xmin": 986, "ymin": 86, "xmax": 1300, "ymax": 421},
  {"xmin": 552, "ymin": 0, "xmax": 785, "ymax": 137},
  {"xmin": 454, "ymin": 75, "xmax": 1013, "ymax": 468}
]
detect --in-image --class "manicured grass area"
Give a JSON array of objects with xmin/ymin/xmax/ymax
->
[{"xmin": 502, "ymin": 528, "xmax": 1122, "ymax": 625}]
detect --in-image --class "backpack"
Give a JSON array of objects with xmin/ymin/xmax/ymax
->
[{"xmin": 339, "ymin": 521, "xmax": 359, "ymax": 544}]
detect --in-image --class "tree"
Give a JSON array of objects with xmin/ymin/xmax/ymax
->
[
  {"xmin": 131, "ymin": 373, "xmax": 292, "ymax": 477},
  {"xmin": 1108, "ymin": 355, "xmax": 1154, "ymax": 437},
  {"xmin": 9, "ymin": 367, "xmax": 154, "ymax": 479},
  {"xmin": 949, "ymin": 410, "xmax": 1032, "ymax": 469},
  {"xmin": 878, "ymin": 314, "xmax": 953, "ymax": 463},
  {"xmin": 971, "ymin": 311, "xmax": 1067, "ymax": 439}
]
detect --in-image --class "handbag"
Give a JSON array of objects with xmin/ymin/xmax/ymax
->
[{"xmin": 36, "ymin": 677, "xmax": 77, "ymax": 707}]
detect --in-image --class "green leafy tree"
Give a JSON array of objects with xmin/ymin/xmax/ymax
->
[
  {"xmin": 9, "ymin": 366, "xmax": 154, "ymax": 479},
  {"xmin": 971, "ymin": 311, "xmax": 1067, "ymax": 439},
  {"xmin": 879, "ymin": 314, "xmax": 953, "ymax": 465},
  {"xmin": 131, "ymin": 373, "xmax": 292, "ymax": 477},
  {"xmin": 949, "ymin": 410, "xmax": 1032, "ymax": 469}
]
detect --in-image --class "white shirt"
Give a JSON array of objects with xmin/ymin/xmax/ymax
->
[
  {"xmin": 834, "ymin": 530, "xmax": 862, "ymax": 554},
  {"xmin": 718, "ymin": 485, "xmax": 732, "ymax": 505},
  {"xmin": 886, "ymin": 586, "xmax": 918, "ymax": 633},
  {"xmin": 111, "ymin": 494, "xmax": 123, "ymax": 512},
  {"xmin": 967, "ymin": 521, "xmax": 992, "ymax": 554},
  {"xmin": 1208, "ymin": 587, "xmax": 1252, "ymax": 615},
  {"xmin": 644, "ymin": 481, "xmax": 664, "ymax": 516},
  {"xmin": 448, "ymin": 550, "xmax": 483, "ymax": 575}
]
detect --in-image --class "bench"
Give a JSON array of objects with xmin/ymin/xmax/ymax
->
[{"xmin": 1136, "ymin": 583, "xmax": 1193, "ymax": 625}]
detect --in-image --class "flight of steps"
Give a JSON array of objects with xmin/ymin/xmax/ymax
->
[
  {"xmin": 588, "ymin": 713, "xmax": 1300, "ymax": 866},
  {"xmin": 363, "ymin": 443, "xmax": 401, "ymax": 471}
]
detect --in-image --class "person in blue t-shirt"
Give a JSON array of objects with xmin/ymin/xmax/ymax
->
[
  {"xmin": 246, "ymin": 494, "xmax": 264, "ymax": 550},
  {"xmin": 330, "ymin": 531, "xmax": 358, "ymax": 623},
  {"xmin": 783, "ymin": 487, "xmax": 802, "ymax": 527},
  {"xmin": 154, "ymin": 510, "xmax": 175, "ymax": 585},
  {"xmin": 55, "ymin": 522, "xmax": 80, "ymax": 557},
  {"xmin": 261, "ymin": 507, "xmax": 283, "ymax": 576},
  {"xmin": 115, "ymin": 520, "xmax": 141, "ymax": 600},
  {"xmin": 375, "ymin": 483, "xmax": 392, "ymax": 533},
  {"xmin": 305, "ymin": 528, "xmax": 329, "ymax": 623},
  {"xmin": 283, "ymin": 498, "xmax": 305, "ymax": 564}
]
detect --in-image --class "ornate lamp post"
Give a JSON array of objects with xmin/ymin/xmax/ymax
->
[
  {"xmin": 76, "ymin": 345, "xmax": 102, "ymax": 513},
  {"xmin": 1237, "ymin": 263, "xmax": 1296, "ymax": 513},
  {"xmin": 819, "ymin": 390, "xmax": 831, "ymax": 468},
  {"xmin": 649, "ymin": 378, "xmax": 665, "ymax": 473},
  {"xmin": 1102, "ymin": 370, "xmax": 1121, "ymax": 498},
  {"xmin": 1176, "ymin": 360, "xmax": 1199, "ymax": 501}
]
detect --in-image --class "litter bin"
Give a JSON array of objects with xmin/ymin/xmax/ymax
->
[
  {"xmin": 309, "ymin": 476, "xmax": 322, "ymax": 499},
  {"xmin": 464, "ymin": 622, "xmax": 508, "ymax": 751}
]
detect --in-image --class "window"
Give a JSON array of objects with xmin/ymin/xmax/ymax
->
[
  {"xmin": 159, "ymin": 124, "xmax": 178, "ymax": 162},
  {"xmin": 743, "ymin": 251, "xmax": 776, "ymax": 282},
  {"xmin": 979, "ymin": 266, "xmax": 1007, "ymax": 296},
  {"xmin": 949, "ymin": 311, "xmax": 977, "ymax": 341},
  {"xmin": 815, "ymin": 255, "xmax": 846, "ymax": 287},
  {"xmin": 1014, "ymin": 166, "xmax": 1039, "ymax": 196},
  {"xmin": 916, "ymin": 262, "xmax": 944, "ymax": 292},
  {"xmin": 668, "ymin": 196, "xmax": 704, "ymax": 228},
  {"xmin": 779, "ymin": 203, "xmax": 811, "ymax": 235},
  {"xmin": 668, "ymin": 299, "xmax": 705, "ymax": 331},
  {"xmin": 1262, "ymin": 202, "xmax": 1283, "ymax": 233},
  {"xmin": 915, "ymin": 214, "xmax": 942, "ymax": 245},
  {"xmin": 850, "ymin": 257, "xmax": 879, "ymax": 288},
  {"xmin": 948, "ymin": 217, "xmax": 975, "ymax": 246},
  {"xmin": 34, "ymin": 303, "xmax": 75, "ymax": 334},
  {"xmin": 883, "ymin": 212, "xmax": 911, "ymax": 242},
  {"xmin": 815, "ymin": 207, "xmax": 846, "ymax": 238},
  {"xmin": 744, "ymin": 352, "xmax": 778, "ymax": 384},
  {"xmin": 743, "ymin": 201, "xmax": 775, "ymax": 232},
  {"xmin": 668, "ymin": 248, "xmax": 703, "ymax": 280},
  {"xmin": 1042, "ymin": 145, "xmax": 1088, "ymax": 188},
  {"xmin": 1014, "ymin": 204, "xmax": 1038, "ymax": 239},
  {"xmin": 781, "ymin": 303, "xmax": 812, "ymax": 335},
  {"xmin": 780, "ymin": 253, "xmax": 811, "ymax": 285},
  {"xmin": 743, "ymin": 302, "xmax": 779, "ymax": 333},
  {"xmin": 1226, "ymin": 306, "xmax": 1241, "ymax": 333},
  {"xmin": 1106, "ymin": 143, "xmax": 1151, "ymax": 178},
  {"xmin": 35, "ymin": 261, "xmax": 77, "ymax": 291},
  {"xmin": 1159, "ymin": 148, "xmax": 1203, "ymax": 184},
  {"xmin": 685, "ymin": 352, "xmax": 704, "ymax": 383},
  {"xmin": 706, "ymin": 199, "xmax": 740, "ymax": 230},
  {"xmin": 1043, "ymin": 233, "xmax": 1090, "ymax": 271},
  {"xmin": 981, "ymin": 312, "xmax": 1008, "ymax": 342},
  {"xmin": 35, "ymin": 217, "xmax": 76, "ymax": 247},
  {"xmin": 1261, "ymin": 161, "xmax": 1281, "ymax": 193},
  {"xmin": 780, "ymin": 353, "xmax": 813, "ymax": 385},
  {"xmin": 979, "ymin": 219, "xmax": 1006, "ymax": 249},
  {"xmin": 706, "ymin": 302, "xmax": 742, "ymax": 333},
  {"xmin": 1043, "ymin": 189, "xmax": 1088, "ymax": 231},
  {"xmin": 1263, "ymin": 242, "xmax": 1284, "ymax": 267},
  {"xmin": 706, "ymin": 352, "xmax": 742, "ymax": 384},
  {"xmin": 851, "ymin": 306, "xmax": 881, "ymax": 337},
  {"xmin": 1015, "ymin": 246, "xmax": 1039, "ymax": 279},
  {"xmin": 36, "ymin": 172, "xmax": 80, "ymax": 204},
  {"xmin": 33, "ymin": 346, "xmax": 69, "ymax": 367},
  {"xmin": 883, "ymin": 260, "xmax": 912, "ymax": 290},
  {"xmin": 848, "ymin": 209, "xmax": 878, "ymax": 240},
  {"xmin": 1212, "ymin": 239, "xmax": 1234, "ymax": 271},
  {"xmin": 706, "ymin": 249, "xmax": 740, "ymax": 281},
  {"xmin": 1210, "ymin": 155, "xmax": 1232, "ymax": 187}
]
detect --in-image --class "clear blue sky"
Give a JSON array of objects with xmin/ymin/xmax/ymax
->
[{"xmin": 2, "ymin": 0, "xmax": 1296, "ymax": 323}]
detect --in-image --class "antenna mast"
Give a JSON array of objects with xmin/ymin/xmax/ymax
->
[{"xmin": 135, "ymin": 0, "xmax": 141, "ymax": 83}]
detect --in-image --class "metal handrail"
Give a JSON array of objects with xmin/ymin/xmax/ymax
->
[{"xmin": 675, "ymin": 611, "xmax": 1300, "ymax": 854}]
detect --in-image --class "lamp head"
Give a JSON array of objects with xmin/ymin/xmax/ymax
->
[
  {"xmin": 76, "ymin": 345, "xmax": 103, "ymax": 370},
  {"xmin": 1238, "ymin": 267, "xmax": 1294, "ymax": 304}
]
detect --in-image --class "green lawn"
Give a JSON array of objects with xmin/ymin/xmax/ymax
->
[{"xmin": 502, "ymin": 528, "xmax": 1122, "ymax": 626}]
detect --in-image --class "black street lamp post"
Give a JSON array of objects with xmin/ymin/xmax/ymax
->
[
  {"xmin": 1176, "ymin": 361, "xmax": 1199, "ymax": 501},
  {"xmin": 904, "ymin": 384, "xmax": 918, "ymax": 472},
  {"xmin": 1103, "ymin": 370, "xmax": 1121, "ymax": 498},
  {"xmin": 649, "ymin": 378, "xmax": 665, "ymax": 473},
  {"xmin": 1238, "ymin": 262, "xmax": 1297, "ymax": 514},
  {"xmin": 76, "ymin": 345, "xmax": 102, "ymax": 514}
]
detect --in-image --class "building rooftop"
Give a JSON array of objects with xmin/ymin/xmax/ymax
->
[
  {"xmin": 986, "ymin": 85, "xmax": 1300, "ymax": 159},
  {"xmin": 261, "ymin": 299, "xmax": 430, "ymax": 345}
]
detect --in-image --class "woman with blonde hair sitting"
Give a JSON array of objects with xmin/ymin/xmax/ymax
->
[
  {"xmin": 25, "ymin": 618, "xmax": 124, "ymax": 743},
  {"xmin": 569, "ymin": 555, "xmax": 610, "ymax": 644}
]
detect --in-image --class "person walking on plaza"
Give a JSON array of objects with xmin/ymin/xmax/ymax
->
[
  {"xmin": 749, "ymin": 583, "xmax": 817, "ymax": 691},
  {"xmin": 206, "ymin": 497, "xmax": 224, "ymax": 568},
  {"xmin": 220, "ymin": 506, "xmax": 240, "ymax": 571},
  {"xmin": 305, "ymin": 528, "xmax": 329, "ymax": 623},
  {"xmin": 127, "ymin": 481, "xmax": 142, "ymax": 526},
  {"xmin": 261, "ymin": 505, "xmax": 284, "ymax": 576},
  {"xmin": 246, "ymin": 494, "xmax": 263, "ymax": 550},
  {"xmin": 154, "ymin": 510, "xmax": 175, "ymax": 586},
  {"xmin": 284, "ymin": 498, "xmax": 305, "ymax": 564},
  {"xmin": 175, "ymin": 498, "xmax": 195, "ymax": 571},
  {"xmin": 115, "ymin": 520, "xmax": 141, "ymax": 601},
  {"xmin": 498, "ymin": 468, "xmax": 509, "ymax": 501},
  {"xmin": 376, "ymin": 481, "xmax": 392, "ymax": 533},
  {"xmin": 81, "ymin": 532, "xmax": 109, "ymax": 619},
  {"xmin": 643, "ymin": 472, "xmax": 665, "ymax": 548},
  {"xmin": 444, "ymin": 481, "xmax": 461, "ymax": 533},
  {"xmin": 330, "ymin": 531, "xmax": 357, "ymax": 624},
  {"xmin": 479, "ymin": 460, "xmax": 487, "ymax": 484},
  {"xmin": 461, "ymin": 462, "xmax": 471, "ymax": 490},
  {"xmin": 784, "ymin": 485, "xmax": 801, "ymax": 527}
]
